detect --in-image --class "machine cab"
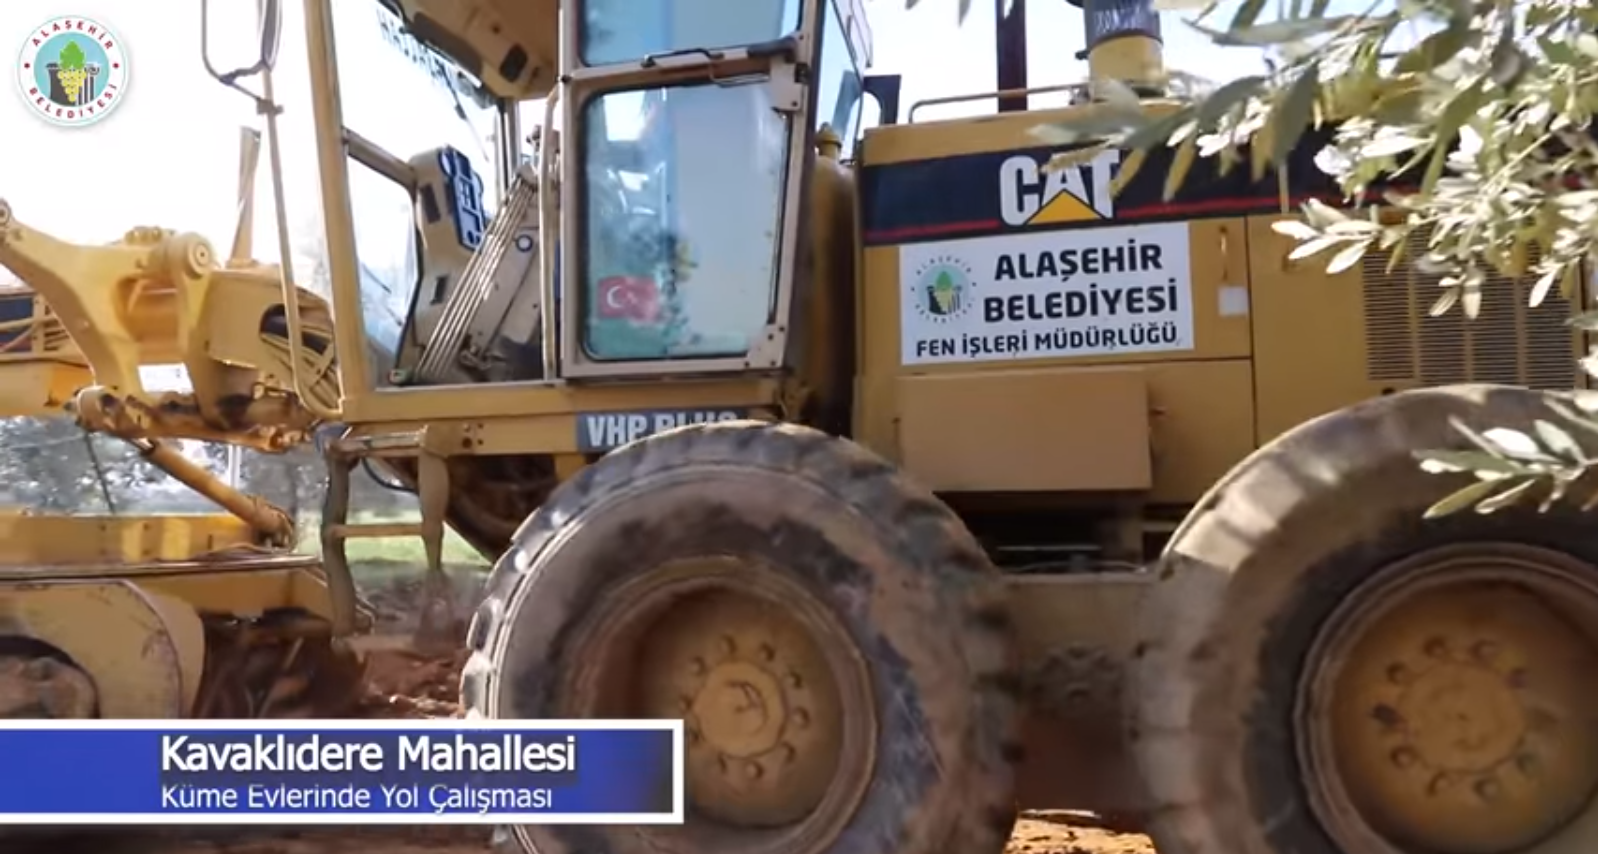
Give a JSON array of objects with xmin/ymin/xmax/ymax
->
[{"xmin": 299, "ymin": 0, "xmax": 872, "ymax": 407}]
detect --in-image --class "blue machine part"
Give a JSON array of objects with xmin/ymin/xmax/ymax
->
[
  {"xmin": 0, "ymin": 293, "xmax": 33, "ymax": 350},
  {"xmin": 438, "ymin": 147, "xmax": 488, "ymax": 250}
]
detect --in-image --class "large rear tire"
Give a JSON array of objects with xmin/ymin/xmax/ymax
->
[
  {"xmin": 1133, "ymin": 385, "xmax": 1598, "ymax": 854},
  {"xmin": 463, "ymin": 421, "xmax": 1020, "ymax": 854}
]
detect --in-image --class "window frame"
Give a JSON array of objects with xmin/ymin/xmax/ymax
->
[{"xmin": 556, "ymin": 3, "xmax": 821, "ymax": 379}]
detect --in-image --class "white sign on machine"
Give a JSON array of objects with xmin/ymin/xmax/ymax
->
[{"xmin": 898, "ymin": 221, "xmax": 1194, "ymax": 365}]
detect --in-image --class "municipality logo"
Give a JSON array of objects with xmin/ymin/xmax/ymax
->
[
  {"xmin": 16, "ymin": 16, "xmax": 128, "ymax": 127},
  {"xmin": 911, "ymin": 256, "xmax": 975, "ymax": 323}
]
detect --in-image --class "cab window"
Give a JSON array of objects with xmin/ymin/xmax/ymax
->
[
  {"xmin": 333, "ymin": 1, "xmax": 502, "ymax": 377},
  {"xmin": 580, "ymin": 0, "xmax": 803, "ymax": 66},
  {"xmin": 580, "ymin": 81, "xmax": 791, "ymax": 360}
]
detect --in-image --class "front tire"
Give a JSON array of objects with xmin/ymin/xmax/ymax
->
[
  {"xmin": 463, "ymin": 421, "xmax": 1020, "ymax": 854},
  {"xmin": 1133, "ymin": 385, "xmax": 1598, "ymax": 854}
]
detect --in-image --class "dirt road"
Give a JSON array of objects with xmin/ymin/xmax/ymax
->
[{"xmin": 30, "ymin": 574, "xmax": 1154, "ymax": 854}]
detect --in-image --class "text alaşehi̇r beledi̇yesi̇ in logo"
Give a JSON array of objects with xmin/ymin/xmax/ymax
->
[{"xmin": 16, "ymin": 16, "xmax": 128, "ymax": 127}]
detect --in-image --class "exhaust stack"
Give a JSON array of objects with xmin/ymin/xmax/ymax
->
[{"xmin": 1064, "ymin": 0, "xmax": 1165, "ymax": 95}]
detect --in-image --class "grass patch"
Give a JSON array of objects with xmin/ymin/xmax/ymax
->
[{"xmin": 296, "ymin": 510, "xmax": 489, "ymax": 567}]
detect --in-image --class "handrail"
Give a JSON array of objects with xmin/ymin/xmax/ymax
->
[
  {"xmin": 906, "ymin": 82, "xmax": 1089, "ymax": 122},
  {"xmin": 537, "ymin": 87, "xmax": 562, "ymax": 380},
  {"xmin": 260, "ymin": 61, "xmax": 341, "ymax": 421}
]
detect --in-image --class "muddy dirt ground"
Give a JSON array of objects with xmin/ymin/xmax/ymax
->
[{"xmin": 20, "ymin": 572, "xmax": 1155, "ymax": 854}]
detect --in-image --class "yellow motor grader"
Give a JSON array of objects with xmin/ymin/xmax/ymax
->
[
  {"xmin": 3, "ymin": 0, "xmax": 1597, "ymax": 853},
  {"xmin": 0, "ymin": 127, "xmax": 369, "ymax": 720}
]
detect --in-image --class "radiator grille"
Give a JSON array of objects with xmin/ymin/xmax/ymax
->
[{"xmin": 1361, "ymin": 231, "xmax": 1580, "ymax": 389}]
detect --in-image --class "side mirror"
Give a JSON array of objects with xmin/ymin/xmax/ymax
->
[{"xmin": 202, "ymin": 0, "xmax": 283, "ymax": 96}]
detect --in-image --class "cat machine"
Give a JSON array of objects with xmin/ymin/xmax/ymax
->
[{"xmin": 3, "ymin": 0, "xmax": 1596, "ymax": 853}]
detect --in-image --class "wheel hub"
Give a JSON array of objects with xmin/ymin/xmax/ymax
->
[
  {"xmin": 638, "ymin": 590, "xmax": 845, "ymax": 828},
  {"xmin": 1397, "ymin": 658, "xmax": 1525, "ymax": 773},
  {"xmin": 694, "ymin": 660, "xmax": 789, "ymax": 758},
  {"xmin": 1307, "ymin": 546, "xmax": 1598, "ymax": 854}
]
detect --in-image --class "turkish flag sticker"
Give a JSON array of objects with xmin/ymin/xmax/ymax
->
[{"xmin": 597, "ymin": 276, "xmax": 661, "ymax": 323}]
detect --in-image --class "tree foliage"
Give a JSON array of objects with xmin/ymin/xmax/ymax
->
[{"xmin": 917, "ymin": 0, "xmax": 1598, "ymax": 517}]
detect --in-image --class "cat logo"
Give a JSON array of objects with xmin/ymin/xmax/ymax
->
[{"xmin": 998, "ymin": 148, "xmax": 1121, "ymax": 227}]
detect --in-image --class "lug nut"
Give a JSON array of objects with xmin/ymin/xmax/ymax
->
[
  {"xmin": 1370, "ymin": 704, "xmax": 1404, "ymax": 728},
  {"xmin": 1428, "ymin": 773, "xmax": 1457, "ymax": 796}
]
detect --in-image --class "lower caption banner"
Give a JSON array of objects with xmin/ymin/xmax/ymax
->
[{"xmin": 0, "ymin": 719, "xmax": 683, "ymax": 824}]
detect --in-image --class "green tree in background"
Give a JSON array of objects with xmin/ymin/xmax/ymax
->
[{"xmin": 0, "ymin": 418, "xmax": 162, "ymax": 512}]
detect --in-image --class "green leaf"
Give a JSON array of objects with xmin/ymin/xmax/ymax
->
[
  {"xmin": 1093, "ymin": 77, "xmax": 1143, "ymax": 111},
  {"xmin": 1270, "ymin": 64, "xmax": 1320, "ymax": 169},
  {"xmin": 1371, "ymin": 88, "xmax": 1425, "ymax": 124},
  {"xmin": 1481, "ymin": 427, "xmax": 1556, "ymax": 462},
  {"xmin": 1164, "ymin": 135, "xmax": 1199, "ymax": 202},
  {"xmin": 1534, "ymin": 419, "xmax": 1584, "ymax": 462},
  {"xmin": 1360, "ymin": 134, "xmax": 1428, "ymax": 158},
  {"xmin": 1110, "ymin": 148, "xmax": 1148, "ymax": 197},
  {"xmin": 58, "ymin": 41, "xmax": 85, "ymax": 71},
  {"xmin": 1191, "ymin": 15, "xmax": 1358, "ymax": 46},
  {"xmin": 1195, "ymin": 75, "xmax": 1267, "ymax": 130},
  {"xmin": 1530, "ymin": 269, "xmax": 1559, "ymax": 308},
  {"xmin": 1540, "ymin": 36, "xmax": 1579, "ymax": 65},
  {"xmin": 1301, "ymin": 198, "xmax": 1348, "ymax": 226},
  {"xmin": 1044, "ymin": 145, "xmax": 1109, "ymax": 172},
  {"xmin": 1289, "ymin": 236, "xmax": 1341, "ymax": 260},
  {"xmin": 1393, "ymin": 25, "xmax": 1471, "ymax": 75},
  {"xmin": 1228, "ymin": 0, "xmax": 1268, "ymax": 32},
  {"xmin": 1119, "ymin": 106, "xmax": 1197, "ymax": 152},
  {"xmin": 1271, "ymin": 220, "xmax": 1319, "ymax": 240},
  {"xmin": 1430, "ymin": 287, "xmax": 1460, "ymax": 316},
  {"xmin": 1415, "ymin": 449, "xmax": 1527, "ymax": 476},
  {"xmin": 1572, "ymin": 309, "xmax": 1598, "ymax": 331},
  {"xmin": 1488, "ymin": 38, "xmax": 1526, "ymax": 89},
  {"xmin": 1421, "ymin": 78, "xmax": 1485, "ymax": 195},
  {"xmin": 1031, "ymin": 113, "xmax": 1146, "ymax": 145},
  {"xmin": 1475, "ymin": 478, "xmax": 1537, "ymax": 514},
  {"xmin": 1424, "ymin": 477, "xmax": 1510, "ymax": 518},
  {"xmin": 1325, "ymin": 242, "xmax": 1366, "ymax": 275}
]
